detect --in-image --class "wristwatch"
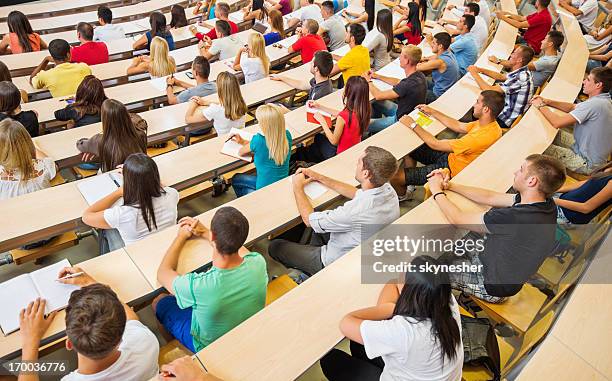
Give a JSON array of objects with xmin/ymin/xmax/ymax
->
[{"xmin": 409, "ymin": 122, "xmax": 418, "ymax": 130}]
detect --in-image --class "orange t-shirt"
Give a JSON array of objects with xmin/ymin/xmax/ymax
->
[
  {"xmin": 447, "ymin": 120, "xmax": 502, "ymax": 176},
  {"xmin": 9, "ymin": 32, "xmax": 41, "ymax": 54}
]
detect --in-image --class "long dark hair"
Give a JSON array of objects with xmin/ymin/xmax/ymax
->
[
  {"xmin": 7, "ymin": 11, "xmax": 35, "ymax": 53},
  {"xmin": 342, "ymin": 76, "xmax": 371, "ymax": 137},
  {"xmin": 0, "ymin": 81, "xmax": 21, "ymax": 115},
  {"xmin": 0, "ymin": 62, "xmax": 11, "ymax": 82},
  {"xmin": 122, "ymin": 153, "xmax": 165, "ymax": 232},
  {"xmin": 365, "ymin": 0, "xmax": 375, "ymax": 31},
  {"xmin": 394, "ymin": 256, "xmax": 461, "ymax": 363},
  {"xmin": 73, "ymin": 75, "xmax": 107, "ymax": 118},
  {"xmin": 376, "ymin": 9, "xmax": 393, "ymax": 52},
  {"xmin": 150, "ymin": 11, "xmax": 169, "ymax": 38},
  {"xmin": 408, "ymin": 1, "xmax": 423, "ymax": 36},
  {"xmin": 99, "ymin": 99, "xmax": 146, "ymax": 172},
  {"xmin": 170, "ymin": 5, "xmax": 188, "ymax": 28},
  {"xmin": 414, "ymin": 0, "xmax": 427, "ymax": 22}
]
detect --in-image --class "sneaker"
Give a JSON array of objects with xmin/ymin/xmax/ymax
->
[
  {"xmin": 398, "ymin": 185, "xmax": 416, "ymax": 202},
  {"xmin": 287, "ymin": 268, "xmax": 310, "ymax": 284}
]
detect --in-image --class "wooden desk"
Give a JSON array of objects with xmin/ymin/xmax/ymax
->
[
  {"xmin": 0, "ymin": 0, "xmax": 140, "ymax": 20},
  {"xmin": 0, "ymin": 249, "xmax": 153, "ymax": 359}
]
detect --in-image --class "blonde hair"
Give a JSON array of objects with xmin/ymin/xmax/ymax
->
[
  {"xmin": 217, "ymin": 72, "xmax": 248, "ymax": 121},
  {"xmin": 149, "ymin": 37, "xmax": 176, "ymax": 77},
  {"xmin": 249, "ymin": 33, "xmax": 270, "ymax": 76},
  {"xmin": 402, "ymin": 44, "xmax": 422, "ymax": 65},
  {"xmin": 0, "ymin": 119, "xmax": 36, "ymax": 181},
  {"xmin": 256, "ymin": 104, "xmax": 288, "ymax": 166}
]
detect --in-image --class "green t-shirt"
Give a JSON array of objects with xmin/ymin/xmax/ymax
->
[
  {"xmin": 172, "ymin": 252, "xmax": 268, "ymax": 351},
  {"xmin": 250, "ymin": 130, "xmax": 292, "ymax": 189}
]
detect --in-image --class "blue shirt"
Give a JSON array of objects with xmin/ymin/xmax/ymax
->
[
  {"xmin": 450, "ymin": 34, "xmax": 478, "ymax": 76},
  {"xmin": 264, "ymin": 32, "xmax": 282, "ymax": 46},
  {"xmin": 145, "ymin": 31, "xmax": 175, "ymax": 51},
  {"xmin": 560, "ymin": 175, "xmax": 612, "ymax": 224},
  {"xmin": 250, "ymin": 130, "xmax": 292, "ymax": 189},
  {"xmin": 432, "ymin": 50, "xmax": 460, "ymax": 97}
]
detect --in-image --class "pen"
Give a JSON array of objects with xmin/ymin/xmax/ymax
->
[
  {"xmin": 110, "ymin": 174, "xmax": 121, "ymax": 188},
  {"xmin": 225, "ymin": 134, "xmax": 236, "ymax": 143},
  {"xmin": 56, "ymin": 272, "xmax": 84, "ymax": 281}
]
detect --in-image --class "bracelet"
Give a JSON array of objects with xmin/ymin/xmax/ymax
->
[{"xmin": 433, "ymin": 191, "xmax": 446, "ymax": 201}]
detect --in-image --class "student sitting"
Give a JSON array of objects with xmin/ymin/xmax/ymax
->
[
  {"xmin": 441, "ymin": 2, "xmax": 487, "ymax": 51},
  {"xmin": 133, "ymin": 11, "xmax": 176, "ymax": 51},
  {"xmin": 555, "ymin": 162, "xmax": 612, "ymax": 225},
  {"xmin": 586, "ymin": 43, "xmax": 612, "ymax": 72},
  {"xmin": 193, "ymin": 0, "xmax": 216, "ymax": 20},
  {"xmin": 319, "ymin": 1, "xmax": 347, "ymax": 51},
  {"xmin": 0, "ymin": 119, "xmax": 56, "ymax": 200},
  {"xmin": 467, "ymin": 44, "xmax": 535, "ymax": 129},
  {"xmin": 30, "ymin": 39, "xmax": 92, "ymax": 98},
  {"xmin": 154, "ymin": 207, "xmax": 268, "ymax": 352},
  {"xmin": 243, "ymin": 0, "xmax": 266, "ymax": 25},
  {"xmin": 446, "ymin": 0, "xmax": 491, "ymax": 26},
  {"xmin": 265, "ymin": 0, "xmax": 293, "ymax": 16},
  {"xmin": 496, "ymin": 0, "xmax": 552, "ymax": 54},
  {"xmin": 490, "ymin": 30, "xmax": 563, "ymax": 88},
  {"xmin": 294, "ymin": 76, "xmax": 371, "ymax": 163},
  {"xmin": 429, "ymin": 155, "xmax": 565, "ymax": 303},
  {"xmin": 170, "ymin": 5, "xmax": 189, "ymax": 29},
  {"xmin": 19, "ymin": 271, "xmax": 159, "ymax": 380},
  {"xmin": 289, "ymin": 19, "xmax": 327, "ymax": 64},
  {"xmin": 271, "ymin": 50, "xmax": 334, "ymax": 101},
  {"xmin": 584, "ymin": 15, "xmax": 611, "ymax": 50},
  {"xmin": 320, "ymin": 256, "xmax": 463, "ymax": 381},
  {"xmin": 288, "ymin": 0, "xmax": 324, "ymax": 28},
  {"xmin": 367, "ymin": 45, "xmax": 427, "ymax": 134},
  {"xmin": 364, "ymin": 9, "xmax": 393, "ymax": 71},
  {"xmin": 82, "ymin": 153, "xmax": 179, "ymax": 253},
  {"xmin": 264, "ymin": 10, "xmax": 287, "ymax": 45},
  {"xmin": 0, "ymin": 11, "xmax": 47, "ymax": 54},
  {"xmin": 200, "ymin": 20, "xmax": 242, "ymax": 60},
  {"xmin": 71, "ymin": 22, "xmax": 109, "ymax": 66},
  {"xmin": 0, "ymin": 81, "xmax": 39, "ymax": 137},
  {"xmin": 342, "ymin": 0, "xmax": 381, "ymax": 31},
  {"xmin": 166, "ymin": 56, "xmax": 217, "ymax": 105},
  {"xmin": 269, "ymin": 146, "xmax": 400, "ymax": 277},
  {"xmin": 391, "ymin": 90, "xmax": 504, "ymax": 200},
  {"xmin": 233, "ymin": 33, "xmax": 270, "ymax": 83},
  {"xmin": 449, "ymin": 14, "xmax": 479, "ymax": 76},
  {"xmin": 185, "ymin": 72, "xmax": 247, "ymax": 136},
  {"xmin": 331, "ymin": 24, "xmax": 371, "ymax": 84},
  {"xmin": 127, "ymin": 36, "xmax": 177, "ymax": 78},
  {"xmin": 94, "ymin": 6, "xmax": 126, "ymax": 42},
  {"xmin": 76, "ymin": 99, "xmax": 147, "ymax": 172},
  {"xmin": 558, "ymin": 0, "xmax": 598, "ymax": 33},
  {"xmin": 393, "ymin": 2, "xmax": 422, "ymax": 46},
  {"xmin": 0, "ymin": 61, "xmax": 28, "ymax": 102},
  {"xmin": 192, "ymin": 2, "xmax": 239, "ymax": 41},
  {"xmin": 231, "ymin": 104, "xmax": 292, "ymax": 197},
  {"xmin": 530, "ymin": 67, "xmax": 612, "ymax": 175},
  {"xmin": 420, "ymin": 32, "xmax": 460, "ymax": 103},
  {"xmin": 54, "ymin": 75, "xmax": 107, "ymax": 128}
]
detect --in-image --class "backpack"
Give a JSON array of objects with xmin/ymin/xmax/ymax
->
[{"xmin": 461, "ymin": 315, "xmax": 501, "ymax": 381}]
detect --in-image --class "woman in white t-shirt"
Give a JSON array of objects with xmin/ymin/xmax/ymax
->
[
  {"xmin": 364, "ymin": 9, "xmax": 393, "ymax": 71},
  {"xmin": 82, "ymin": 153, "xmax": 179, "ymax": 254},
  {"xmin": 320, "ymin": 256, "xmax": 463, "ymax": 381},
  {"xmin": 184, "ymin": 72, "xmax": 248, "ymax": 136},
  {"xmin": 233, "ymin": 33, "xmax": 270, "ymax": 83}
]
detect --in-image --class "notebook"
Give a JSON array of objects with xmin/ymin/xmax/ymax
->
[
  {"xmin": 221, "ymin": 128, "xmax": 255, "ymax": 162},
  {"xmin": 0, "ymin": 259, "xmax": 80, "ymax": 335},
  {"xmin": 414, "ymin": 112, "xmax": 434, "ymax": 127},
  {"xmin": 306, "ymin": 107, "xmax": 333, "ymax": 127},
  {"xmin": 77, "ymin": 172, "xmax": 123, "ymax": 206}
]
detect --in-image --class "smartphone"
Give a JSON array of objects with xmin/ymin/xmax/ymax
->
[{"xmin": 186, "ymin": 71, "xmax": 194, "ymax": 79}]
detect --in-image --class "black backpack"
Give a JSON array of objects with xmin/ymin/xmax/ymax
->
[{"xmin": 461, "ymin": 315, "xmax": 501, "ymax": 381}]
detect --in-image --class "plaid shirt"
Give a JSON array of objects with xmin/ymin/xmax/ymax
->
[{"xmin": 498, "ymin": 66, "xmax": 534, "ymax": 127}]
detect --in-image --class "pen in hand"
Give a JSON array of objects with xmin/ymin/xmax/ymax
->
[{"xmin": 56, "ymin": 272, "xmax": 84, "ymax": 281}]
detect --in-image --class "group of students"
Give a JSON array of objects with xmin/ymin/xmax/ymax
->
[{"xmin": 2, "ymin": 0, "xmax": 612, "ymax": 380}]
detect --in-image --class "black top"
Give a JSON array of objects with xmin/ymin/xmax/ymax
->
[
  {"xmin": 0, "ymin": 111, "xmax": 39, "ymax": 137},
  {"xmin": 560, "ymin": 175, "xmax": 612, "ymax": 224},
  {"xmin": 308, "ymin": 78, "xmax": 333, "ymax": 100},
  {"xmin": 54, "ymin": 106, "xmax": 102, "ymax": 128},
  {"xmin": 392, "ymin": 71, "xmax": 427, "ymax": 119},
  {"xmin": 480, "ymin": 194, "xmax": 557, "ymax": 297}
]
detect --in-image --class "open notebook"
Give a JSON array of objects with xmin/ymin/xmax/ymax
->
[
  {"xmin": 77, "ymin": 172, "xmax": 123, "ymax": 206},
  {"xmin": 0, "ymin": 259, "xmax": 80, "ymax": 336},
  {"xmin": 221, "ymin": 128, "xmax": 255, "ymax": 162}
]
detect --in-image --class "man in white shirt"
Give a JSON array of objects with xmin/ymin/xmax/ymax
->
[
  {"xmin": 200, "ymin": 20, "xmax": 242, "ymax": 60},
  {"xmin": 18, "ymin": 269, "xmax": 159, "ymax": 381},
  {"xmin": 442, "ymin": 2, "xmax": 487, "ymax": 51},
  {"xmin": 559, "ymin": 0, "xmax": 598, "ymax": 32},
  {"xmin": 93, "ymin": 6, "xmax": 126, "ymax": 42},
  {"xmin": 288, "ymin": 0, "xmax": 324, "ymax": 28},
  {"xmin": 318, "ymin": 0, "xmax": 347, "ymax": 51},
  {"xmin": 268, "ymin": 146, "xmax": 400, "ymax": 278}
]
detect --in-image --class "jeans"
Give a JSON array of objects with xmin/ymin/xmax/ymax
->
[
  {"xmin": 268, "ymin": 232, "xmax": 329, "ymax": 275},
  {"xmin": 98, "ymin": 228, "xmax": 125, "ymax": 255},
  {"xmin": 368, "ymin": 100, "xmax": 398, "ymax": 135},
  {"xmin": 232, "ymin": 173, "xmax": 257, "ymax": 198},
  {"xmin": 320, "ymin": 341, "xmax": 384, "ymax": 381}
]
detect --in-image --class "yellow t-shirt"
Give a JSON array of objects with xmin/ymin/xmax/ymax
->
[
  {"xmin": 337, "ymin": 45, "xmax": 371, "ymax": 83},
  {"xmin": 31, "ymin": 62, "xmax": 92, "ymax": 97},
  {"xmin": 448, "ymin": 120, "xmax": 502, "ymax": 176}
]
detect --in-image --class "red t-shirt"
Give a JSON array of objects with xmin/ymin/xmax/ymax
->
[
  {"xmin": 199, "ymin": 20, "xmax": 239, "ymax": 40},
  {"xmin": 403, "ymin": 22, "xmax": 422, "ymax": 45},
  {"xmin": 291, "ymin": 34, "xmax": 327, "ymax": 63},
  {"xmin": 337, "ymin": 109, "xmax": 362, "ymax": 154},
  {"xmin": 70, "ymin": 41, "xmax": 109, "ymax": 66},
  {"xmin": 524, "ymin": 8, "xmax": 552, "ymax": 54}
]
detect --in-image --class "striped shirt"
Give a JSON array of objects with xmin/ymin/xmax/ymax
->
[{"xmin": 498, "ymin": 66, "xmax": 533, "ymax": 127}]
